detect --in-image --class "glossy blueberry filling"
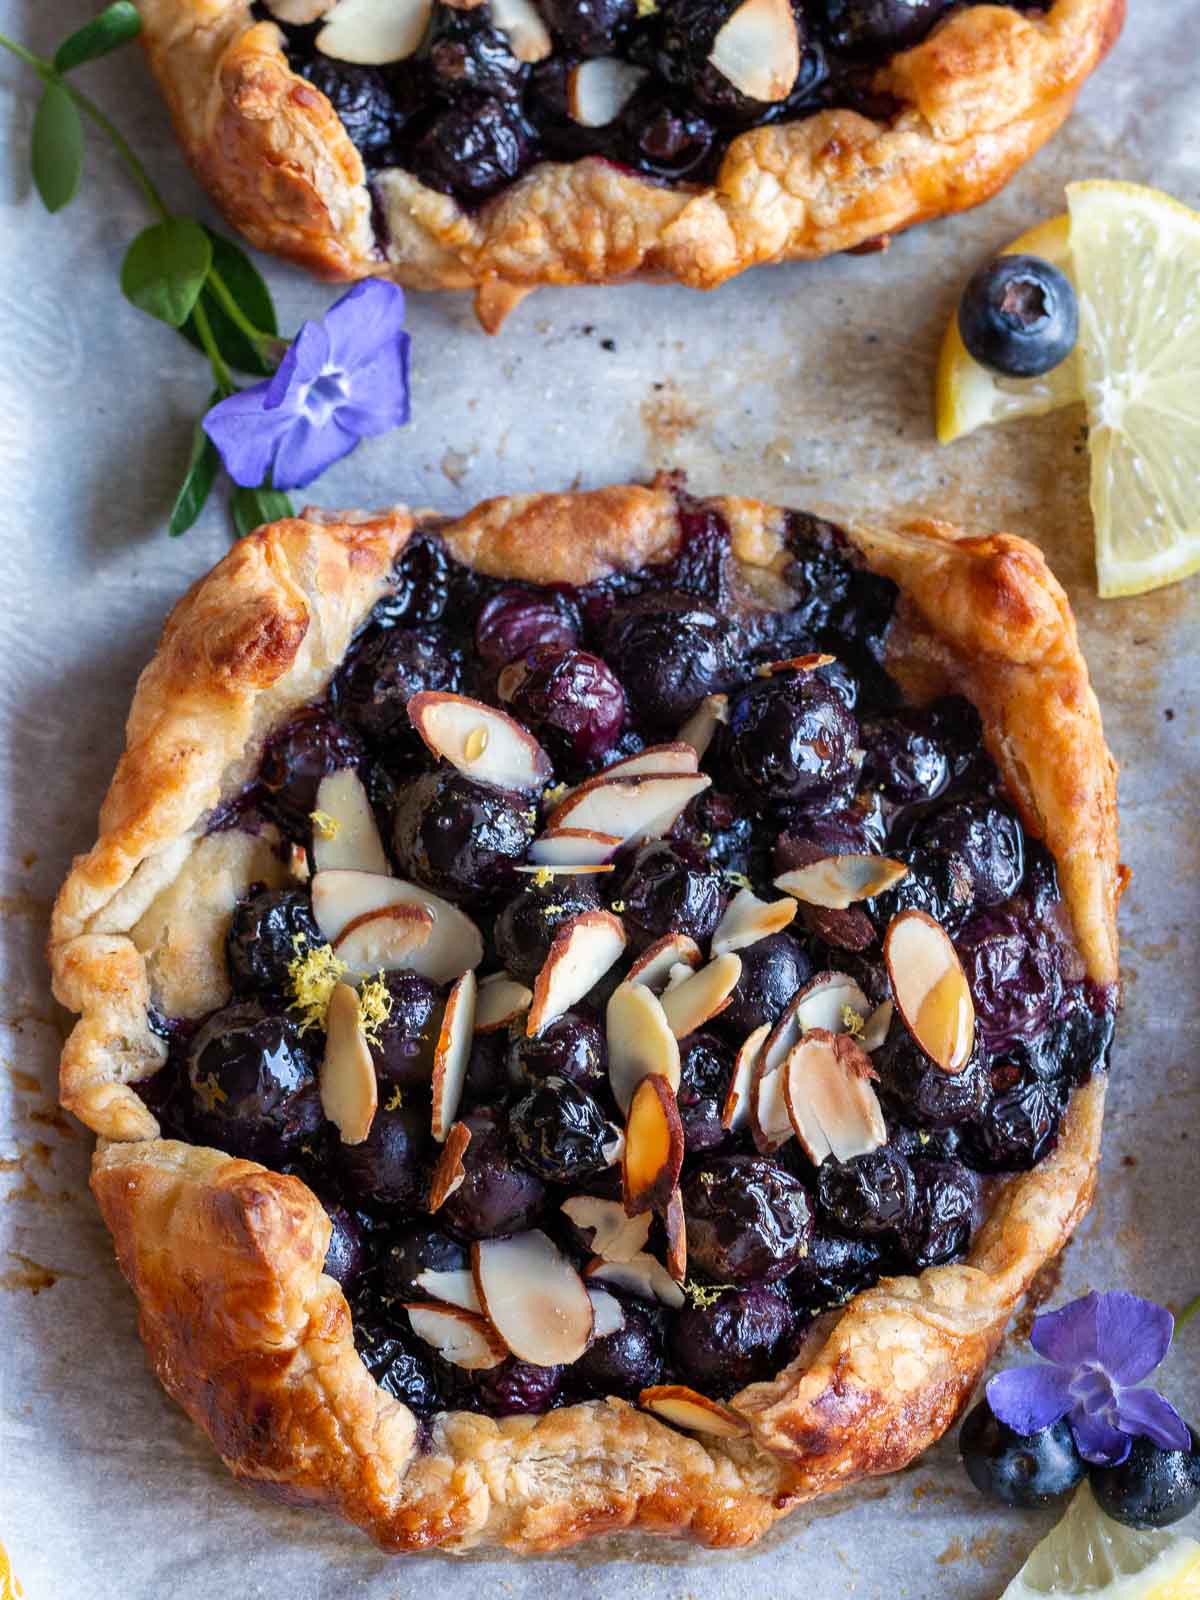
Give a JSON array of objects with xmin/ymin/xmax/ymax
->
[
  {"xmin": 139, "ymin": 488, "xmax": 1114, "ymax": 1420},
  {"xmin": 253, "ymin": 0, "xmax": 1047, "ymax": 211}
]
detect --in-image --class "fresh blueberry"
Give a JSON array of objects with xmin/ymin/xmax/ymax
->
[
  {"xmin": 684, "ymin": 1156, "xmax": 813, "ymax": 1283},
  {"xmin": 392, "ymin": 770, "xmax": 535, "ymax": 902},
  {"xmin": 1090, "ymin": 1428, "xmax": 1200, "ymax": 1529},
  {"xmin": 960, "ymin": 1400, "xmax": 1086, "ymax": 1508},
  {"xmin": 957, "ymin": 253, "xmax": 1079, "ymax": 379}
]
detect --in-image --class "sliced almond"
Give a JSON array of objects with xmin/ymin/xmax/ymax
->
[
  {"xmin": 428, "ymin": 1121, "xmax": 470, "ymax": 1212},
  {"xmin": 775, "ymin": 854, "xmax": 908, "ymax": 911},
  {"xmin": 587, "ymin": 1286, "xmax": 626, "ymax": 1340},
  {"xmin": 585, "ymin": 1252, "xmax": 685, "ymax": 1310},
  {"xmin": 564, "ymin": 744, "xmax": 700, "ymax": 797},
  {"xmin": 515, "ymin": 862, "xmax": 615, "ymax": 878},
  {"xmin": 316, "ymin": 0, "xmax": 431, "ymax": 65},
  {"xmin": 722, "ymin": 1022, "xmax": 769, "ymax": 1131},
  {"xmin": 404, "ymin": 1303, "xmax": 506, "ymax": 1370},
  {"xmin": 606, "ymin": 982, "xmax": 681, "ymax": 1115},
  {"xmin": 884, "ymin": 910, "xmax": 975, "ymax": 1075},
  {"xmin": 664, "ymin": 1188, "xmax": 687, "ymax": 1285},
  {"xmin": 414, "ymin": 1267, "xmax": 481, "ymax": 1313},
  {"xmin": 603, "ymin": 1123, "xmax": 625, "ymax": 1167},
  {"xmin": 287, "ymin": 841, "xmax": 310, "ymax": 884},
  {"xmin": 312, "ymin": 870, "xmax": 484, "ymax": 983},
  {"xmin": 658, "ymin": 952, "xmax": 742, "ymax": 1041},
  {"xmin": 319, "ymin": 982, "xmax": 378, "ymax": 1144},
  {"xmin": 640, "ymin": 1385, "xmax": 749, "ymax": 1438},
  {"xmin": 627, "ymin": 933, "xmax": 703, "ymax": 992},
  {"xmin": 431, "ymin": 972, "xmax": 476, "ymax": 1142},
  {"xmin": 528, "ymin": 828, "xmax": 622, "ymax": 867},
  {"xmin": 761, "ymin": 970, "xmax": 872, "ymax": 1079},
  {"xmin": 527, "ymin": 910, "xmax": 627, "ymax": 1036},
  {"xmin": 751, "ymin": 1042, "xmax": 794, "ymax": 1154},
  {"xmin": 473, "ymin": 1231, "xmax": 593, "ymax": 1366},
  {"xmin": 568, "ymin": 57, "xmax": 648, "ymax": 126},
  {"xmin": 546, "ymin": 772, "xmax": 711, "ymax": 847},
  {"xmin": 711, "ymin": 887, "xmax": 797, "ymax": 955},
  {"xmin": 860, "ymin": 998, "xmax": 894, "ymax": 1053},
  {"xmin": 754, "ymin": 651, "xmax": 836, "ymax": 677},
  {"xmin": 333, "ymin": 903, "xmax": 434, "ymax": 980},
  {"xmin": 263, "ymin": 0, "xmax": 334, "ymax": 21},
  {"xmin": 677, "ymin": 693, "xmax": 728, "ymax": 761},
  {"xmin": 490, "ymin": 0, "xmax": 552, "ymax": 62},
  {"xmin": 623, "ymin": 1073, "xmax": 685, "ymax": 1217},
  {"xmin": 312, "ymin": 767, "xmax": 389, "ymax": 876},
  {"xmin": 408, "ymin": 691, "xmax": 551, "ymax": 793},
  {"xmin": 561, "ymin": 1195, "xmax": 651, "ymax": 1263},
  {"xmin": 783, "ymin": 1029, "xmax": 887, "ymax": 1165},
  {"xmin": 474, "ymin": 972, "xmax": 532, "ymax": 1033}
]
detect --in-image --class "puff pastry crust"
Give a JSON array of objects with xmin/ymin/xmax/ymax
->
[
  {"xmin": 53, "ymin": 484, "xmax": 1120, "ymax": 1552},
  {"xmin": 133, "ymin": 0, "xmax": 1124, "ymax": 328}
]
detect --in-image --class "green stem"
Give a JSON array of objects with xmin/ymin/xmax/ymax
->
[
  {"xmin": 1177, "ymin": 1293, "xmax": 1200, "ymax": 1333},
  {"xmin": 204, "ymin": 265, "xmax": 277, "ymax": 353},
  {"xmin": 191, "ymin": 298, "xmax": 234, "ymax": 397},
  {"xmin": 0, "ymin": 30, "xmax": 51, "ymax": 76}
]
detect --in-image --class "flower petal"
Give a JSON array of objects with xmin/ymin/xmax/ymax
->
[
  {"xmin": 1115, "ymin": 1386, "xmax": 1192, "ymax": 1453},
  {"xmin": 332, "ymin": 336, "xmax": 412, "ymax": 437},
  {"xmin": 1030, "ymin": 1291, "xmax": 1102, "ymax": 1370},
  {"xmin": 203, "ymin": 383, "xmax": 294, "ymax": 488},
  {"xmin": 1069, "ymin": 1407, "xmax": 1131, "ymax": 1467},
  {"xmin": 986, "ymin": 1366, "xmax": 1074, "ymax": 1435},
  {"xmin": 270, "ymin": 412, "xmax": 359, "ymax": 491},
  {"xmin": 1095, "ymin": 1293, "xmax": 1175, "ymax": 1386},
  {"xmin": 322, "ymin": 279, "xmax": 408, "ymax": 374}
]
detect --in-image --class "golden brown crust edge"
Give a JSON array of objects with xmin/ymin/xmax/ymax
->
[
  {"xmin": 57, "ymin": 485, "xmax": 1119, "ymax": 1553},
  {"xmin": 133, "ymin": 0, "xmax": 1125, "ymax": 325}
]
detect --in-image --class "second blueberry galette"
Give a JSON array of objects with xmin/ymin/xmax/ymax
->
[
  {"xmin": 133, "ymin": 0, "xmax": 1123, "ymax": 327},
  {"xmin": 52, "ymin": 479, "xmax": 1120, "ymax": 1551}
]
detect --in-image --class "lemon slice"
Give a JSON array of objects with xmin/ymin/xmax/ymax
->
[
  {"xmin": 1001, "ymin": 1483, "xmax": 1200, "ymax": 1600},
  {"xmin": 1066, "ymin": 180, "xmax": 1200, "ymax": 597},
  {"xmin": 935, "ymin": 214, "xmax": 1082, "ymax": 445}
]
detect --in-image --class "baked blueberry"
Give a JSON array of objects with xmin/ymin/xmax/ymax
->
[
  {"xmin": 964, "ymin": 1063, "xmax": 1062, "ymax": 1172},
  {"xmin": 355, "ymin": 1322, "xmax": 442, "ymax": 1413},
  {"xmin": 540, "ymin": 0, "xmax": 637, "ymax": 56},
  {"xmin": 509, "ymin": 1012, "xmax": 607, "ymax": 1091},
  {"xmin": 872, "ymin": 844, "xmax": 976, "ymax": 933},
  {"xmin": 258, "ymin": 707, "xmax": 366, "ymax": 822},
  {"xmin": 375, "ymin": 533, "xmax": 453, "ymax": 628},
  {"xmin": 873, "ymin": 1031, "xmax": 991, "ymax": 1129},
  {"xmin": 494, "ymin": 877, "xmax": 604, "ymax": 985},
  {"xmin": 960, "ymin": 1400, "xmax": 1085, "ymax": 1507},
  {"xmin": 684, "ymin": 1156, "xmax": 813, "ymax": 1283},
  {"xmin": 437, "ymin": 1108, "xmax": 548, "ymax": 1238},
  {"xmin": 339, "ymin": 1101, "xmax": 433, "ymax": 1211},
  {"xmin": 723, "ymin": 673, "xmax": 859, "ymax": 805},
  {"xmin": 186, "ymin": 1003, "xmax": 323, "ymax": 1164},
  {"xmin": 860, "ymin": 711, "xmax": 949, "ymax": 806},
  {"xmin": 392, "ymin": 769, "xmax": 535, "ymax": 901},
  {"xmin": 379, "ymin": 1223, "xmax": 469, "ymax": 1302},
  {"xmin": 334, "ymin": 624, "xmax": 463, "ymax": 743},
  {"xmin": 955, "ymin": 908, "xmax": 1063, "ymax": 1047},
  {"xmin": 670, "ymin": 1285, "xmax": 797, "ymax": 1396},
  {"xmin": 720, "ymin": 932, "xmax": 813, "ymax": 1037},
  {"xmin": 574, "ymin": 1297, "xmax": 665, "ymax": 1398},
  {"xmin": 677, "ymin": 1032, "xmax": 732, "ymax": 1153},
  {"xmin": 456, "ymin": 1359, "xmax": 563, "ymax": 1417},
  {"xmin": 426, "ymin": 6, "xmax": 527, "ymax": 102},
  {"xmin": 823, "ymin": 0, "xmax": 954, "ymax": 53},
  {"xmin": 604, "ymin": 593, "xmax": 740, "ymax": 731},
  {"xmin": 368, "ymin": 972, "xmax": 442, "ymax": 1090},
  {"xmin": 899, "ymin": 1158, "xmax": 978, "ymax": 1268},
  {"xmin": 460, "ymin": 1031, "xmax": 511, "ymax": 1108},
  {"xmin": 226, "ymin": 886, "xmax": 321, "ymax": 1003},
  {"xmin": 788, "ymin": 1231, "xmax": 883, "ymax": 1309},
  {"xmin": 320, "ymin": 1199, "xmax": 367, "ymax": 1289},
  {"xmin": 617, "ymin": 840, "xmax": 727, "ymax": 950},
  {"xmin": 509, "ymin": 1076, "xmax": 614, "ymax": 1183},
  {"xmin": 475, "ymin": 584, "xmax": 580, "ymax": 667},
  {"xmin": 499, "ymin": 646, "xmax": 625, "ymax": 766},
  {"xmin": 1090, "ymin": 1428, "xmax": 1200, "ymax": 1529},
  {"xmin": 913, "ymin": 800, "xmax": 1024, "ymax": 908},
  {"xmin": 408, "ymin": 95, "xmax": 534, "ymax": 206},
  {"xmin": 296, "ymin": 58, "xmax": 400, "ymax": 158},
  {"xmin": 957, "ymin": 253, "xmax": 1079, "ymax": 379},
  {"xmin": 816, "ymin": 1147, "xmax": 917, "ymax": 1242}
]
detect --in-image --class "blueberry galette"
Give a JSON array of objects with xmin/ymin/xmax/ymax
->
[
  {"xmin": 135, "ymin": 0, "xmax": 1122, "ymax": 328},
  {"xmin": 52, "ymin": 480, "xmax": 1121, "ymax": 1552}
]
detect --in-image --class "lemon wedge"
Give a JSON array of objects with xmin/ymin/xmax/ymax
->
[
  {"xmin": 935, "ymin": 214, "xmax": 1081, "ymax": 446},
  {"xmin": 1001, "ymin": 1482, "xmax": 1200, "ymax": 1600}
]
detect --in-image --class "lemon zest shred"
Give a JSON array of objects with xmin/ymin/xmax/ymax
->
[
  {"xmin": 385, "ymin": 1086, "xmax": 404, "ymax": 1111},
  {"xmin": 193, "ymin": 1071, "xmax": 227, "ymax": 1112},
  {"xmin": 842, "ymin": 1005, "xmax": 865, "ymax": 1037},
  {"xmin": 357, "ymin": 973, "xmax": 394, "ymax": 1047},
  {"xmin": 309, "ymin": 809, "xmax": 341, "ymax": 839},
  {"xmin": 532, "ymin": 866, "xmax": 554, "ymax": 888},
  {"xmin": 723, "ymin": 870, "xmax": 752, "ymax": 891},
  {"xmin": 684, "ymin": 1279, "xmax": 733, "ymax": 1310},
  {"xmin": 287, "ymin": 936, "xmax": 347, "ymax": 1033}
]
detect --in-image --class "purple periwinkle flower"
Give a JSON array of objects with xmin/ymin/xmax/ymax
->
[
  {"xmin": 987, "ymin": 1291, "xmax": 1190, "ymax": 1466},
  {"xmin": 203, "ymin": 279, "xmax": 411, "ymax": 491}
]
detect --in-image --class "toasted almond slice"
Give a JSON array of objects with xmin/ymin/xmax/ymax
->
[
  {"xmin": 528, "ymin": 829, "xmax": 623, "ymax": 867},
  {"xmin": 584, "ymin": 1252, "xmax": 686, "ymax": 1309},
  {"xmin": 860, "ymin": 998, "xmax": 894, "ymax": 1052},
  {"xmin": 490, "ymin": 0, "xmax": 552, "ymax": 61},
  {"xmin": 659, "ymin": 952, "xmax": 742, "ymax": 1041},
  {"xmin": 316, "ymin": 0, "xmax": 431, "ymax": 64},
  {"xmin": 623, "ymin": 1073, "xmax": 685, "ymax": 1216},
  {"xmin": 606, "ymin": 982, "xmax": 681, "ymax": 1114},
  {"xmin": 663, "ymin": 961, "xmax": 697, "ymax": 994},
  {"xmin": 473, "ymin": 1231, "xmax": 593, "ymax": 1365},
  {"xmin": 428, "ymin": 1121, "xmax": 470, "ymax": 1212},
  {"xmin": 754, "ymin": 651, "xmax": 836, "ymax": 677},
  {"xmin": 775, "ymin": 854, "xmax": 908, "ymax": 910},
  {"xmin": 312, "ymin": 870, "xmax": 484, "ymax": 982},
  {"xmin": 711, "ymin": 887, "xmax": 797, "ymax": 955},
  {"xmin": 404, "ymin": 1303, "xmax": 506, "ymax": 1370},
  {"xmin": 761, "ymin": 970, "xmax": 872, "ymax": 1079},
  {"xmin": 783, "ymin": 1028, "xmax": 887, "ymax": 1165},
  {"xmin": 587, "ymin": 1286, "xmax": 626, "ymax": 1339},
  {"xmin": 567, "ymin": 57, "xmax": 648, "ymax": 125},
  {"xmin": 527, "ymin": 910, "xmax": 627, "ymax": 1036},
  {"xmin": 264, "ymin": 0, "xmax": 334, "ymax": 21},
  {"xmin": 408, "ymin": 691, "xmax": 551, "ymax": 792},
  {"xmin": 627, "ymin": 933, "xmax": 703, "ymax": 992},
  {"xmin": 677, "ymin": 693, "xmax": 728, "ymax": 761},
  {"xmin": 287, "ymin": 841, "xmax": 310, "ymax": 883},
  {"xmin": 723, "ymin": 1022, "xmax": 768, "ymax": 1131},
  {"xmin": 564, "ymin": 744, "xmax": 700, "ymax": 798},
  {"xmin": 474, "ymin": 972, "xmax": 532, "ymax": 1033},
  {"xmin": 319, "ymin": 982, "xmax": 378, "ymax": 1144},
  {"xmin": 515, "ymin": 862, "xmax": 615, "ymax": 878},
  {"xmin": 312, "ymin": 768, "xmax": 389, "ymax": 875},
  {"xmin": 561, "ymin": 1195, "xmax": 651, "ymax": 1262},
  {"xmin": 884, "ymin": 910, "xmax": 975, "ymax": 1074},
  {"xmin": 751, "ymin": 1045, "xmax": 794, "ymax": 1154},
  {"xmin": 333, "ymin": 904, "xmax": 434, "ymax": 980},
  {"xmin": 414, "ymin": 1267, "xmax": 481, "ymax": 1313},
  {"xmin": 431, "ymin": 972, "xmax": 476, "ymax": 1141},
  {"xmin": 664, "ymin": 1188, "xmax": 687, "ymax": 1284},
  {"xmin": 640, "ymin": 1385, "xmax": 749, "ymax": 1438},
  {"xmin": 603, "ymin": 1123, "xmax": 624, "ymax": 1166},
  {"xmin": 546, "ymin": 772, "xmax": 711, "ymax": 845}
]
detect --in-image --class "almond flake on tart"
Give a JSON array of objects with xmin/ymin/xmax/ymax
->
[{"xmin": 312, "ymin": 768, "xmax": 390, "ymax": 875}]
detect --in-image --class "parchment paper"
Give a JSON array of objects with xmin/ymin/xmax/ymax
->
[{"xmin": 1, "ymin": 0, "xmax": 1198, "ymax": 1593}]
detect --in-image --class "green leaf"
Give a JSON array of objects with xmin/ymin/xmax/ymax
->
[
  {"xmin": 168, "ymin": 418, "xmax": 221, "ymax": 537},
  {"xmin": 31, "ymin": 83, "xmax": 84, "ymax": 214},
  {"xmin": 54, "ymin": 2, "xmax": 141, "ymax": 72},
  {"xmin": 181, "ymin": 230, "xmax": 280, "ymax": 376},
  {"xmin": 232, "ymin": 484, "xmax": 295, "ymax": 539},
  {"xmin": 121, "ymin": 218, "xmax": 213, "ymax": 328}
]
